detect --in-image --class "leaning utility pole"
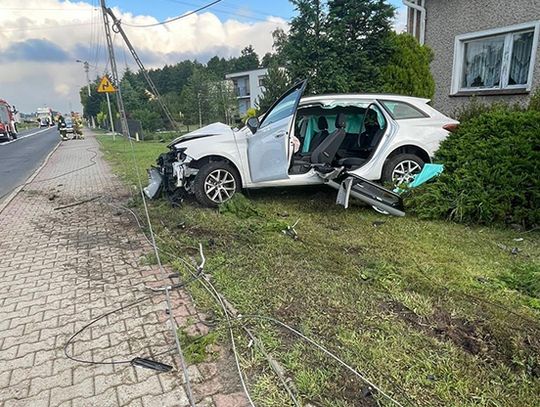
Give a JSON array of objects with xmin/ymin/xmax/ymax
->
[
  {"xmin": 102, "ymin": 7, "xmax": 177, "ymax": 130},
  {"xmin": 100, "ymin": 0, "xmax": 129, "ymax": 137}
]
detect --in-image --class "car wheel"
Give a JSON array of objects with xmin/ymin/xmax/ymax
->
[
  {"xmin": 193, "ymin": 161, "xmax": 240, "ymax": 207},
  {"xmin": 382, "ymin": 153, "xmax": 424, "ymax": 185}
]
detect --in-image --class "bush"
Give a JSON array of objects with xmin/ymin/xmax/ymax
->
[
  {"xmin": 408, "ymin": 109, "xmax": 540, "ymax": 227},
  {"xmin": 529, "ymin": 88, "xmax": 540, "ymax": 112}
]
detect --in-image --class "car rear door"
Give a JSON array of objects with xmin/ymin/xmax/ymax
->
[{"xmin": 247, "ymin": 80, "xmax": 307, "ymax": 183}]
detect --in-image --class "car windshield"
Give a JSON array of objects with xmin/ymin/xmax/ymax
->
[{"xmin": 65, "ymin": 119, "xmax": 73, "ymax": 125}]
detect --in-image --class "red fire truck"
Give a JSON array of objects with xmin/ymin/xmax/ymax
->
[{"xmin": 0, "ymin": 99, "xmax": 17, "ymax": 140}]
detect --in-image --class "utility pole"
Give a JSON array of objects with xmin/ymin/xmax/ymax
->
[
  {"xmin": 84, "ymin": 61, "xmax": 91, "ymax": 97},
  {"xmin": 76, "ymin": 59, "xmax": 92, "ymax": 97},
  {"xmin": 102, "ymin": 7, "xmax": 177, "ymax": 130},
  {"xmin": 100, "ymin": 0, "xmax": 129, "ymax": 137},
  {"xmin": 76, "ymin": 59, "xmax": 95, "ymax": 128}
]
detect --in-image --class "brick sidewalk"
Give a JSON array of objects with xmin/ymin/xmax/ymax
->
[{"xmin": 0, "ymin": 132, "xmax": 246, "ymax": 407}]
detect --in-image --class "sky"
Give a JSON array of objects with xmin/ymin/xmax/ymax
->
[{"xmin": 0, "ymin": 0, "xmax": 407, "ymax": 114}]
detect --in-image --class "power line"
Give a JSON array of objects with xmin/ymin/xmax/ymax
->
[
  {"xmin": 1, "ymin": 22, "xmax": 94, "ymax": 32},
  {"xmin": 0, "ymin": 7, "xmax": 95, "ymax": 11},
  {"xmin": 168, "ymin": 0, "xmax": 289, "ymax": 20},
  {"xmin": 121, "ymin": 0, "xmax": 222, "ymax": 28},
  {"xmin": 163, "ymin": 0, "xmax": 287, "ymax": 22}
]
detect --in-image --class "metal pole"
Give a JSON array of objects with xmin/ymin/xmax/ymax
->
[
  {"xmin": 198, "ymin": 92, "xmax": 202, "ymax": 128},
  {"xmin": 106, "ymin": 92, "xmax": 115, "ymax": 140},
  {"xmin": 83, "ymin": 61, "xmax": 91, "ymax": 97},
  {"xmin": 100, "ymin": 0, "xmax": 129, "ymax": 137}
]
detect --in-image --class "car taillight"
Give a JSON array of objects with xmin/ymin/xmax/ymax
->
[{"xmin": 443, "ymin": 123, "xmax": 459, "ymax": 133}]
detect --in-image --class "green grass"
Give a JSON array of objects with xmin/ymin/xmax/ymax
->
[{"xmin": 98, "ymin": 135, "xmax": 540, "ymax": 407}]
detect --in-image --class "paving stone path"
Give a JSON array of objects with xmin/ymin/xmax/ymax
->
[{"xmin": 0, "ymin": 132, "xmax": 247, "ymax": 407}]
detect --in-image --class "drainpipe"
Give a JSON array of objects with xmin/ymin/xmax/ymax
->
[{"xmin": 402, "ymin": 0, "xmax": 426, "ymax": 45}]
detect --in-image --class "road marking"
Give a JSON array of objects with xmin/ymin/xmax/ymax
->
[{"xmin": 0, "ymin": 127, "xmax": 53, "ymax": 145}]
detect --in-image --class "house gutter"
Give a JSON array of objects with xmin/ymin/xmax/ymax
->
[{"xmin": 402, "ymin": 0, "xmax": 426, "ymax": 45}]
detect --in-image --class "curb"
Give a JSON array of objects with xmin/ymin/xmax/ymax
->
[{"xmin": 0, "ymin": 140, "xmax": 61, "ymax": 215}]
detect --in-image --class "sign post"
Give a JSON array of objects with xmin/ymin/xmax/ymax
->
[{"xmin": 97, "ymin": 75, "xmax": 117, "ymax": 140}]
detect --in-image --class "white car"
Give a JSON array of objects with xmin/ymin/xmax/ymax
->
[{"xmin": 145, "ymin": 80, "xmax": 458, "ymax": 214}]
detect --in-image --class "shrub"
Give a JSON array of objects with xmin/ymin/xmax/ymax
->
[
  {"xmin": 529, "ymin": 88, "xmax": 540, "ymax": 112},
  {"xmin": 408, "ymin": 109, "xmax": 540, "ymax": 227}
]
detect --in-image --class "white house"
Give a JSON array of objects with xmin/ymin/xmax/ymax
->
[{"xmin": 225, "ymin": 68, "xmax": 268, "ymax": 115}]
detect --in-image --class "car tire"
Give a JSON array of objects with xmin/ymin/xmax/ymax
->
[
  {"xmin": 193, "ymin": 161, "xmax": 240, "ymax": 207},
  {"xmin": 382, "ymin": 153, "xmax": 425, "ymax": 185}
]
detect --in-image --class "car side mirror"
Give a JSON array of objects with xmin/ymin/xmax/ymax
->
[{"xmin": 246, "ymin": 117, "xmax": 259, "ymax": 134}]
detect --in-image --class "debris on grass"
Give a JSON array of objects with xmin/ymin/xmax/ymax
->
[{"xmin": 282, "ymin": 219, "xmax": 300, "ymax": 240}]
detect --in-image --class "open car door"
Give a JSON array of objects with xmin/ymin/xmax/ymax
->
[{"xmin": 247, "ymin": 80, "xmax": 307, "ymax": 183}]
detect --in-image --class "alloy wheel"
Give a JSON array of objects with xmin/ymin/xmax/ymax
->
[
  {"xmin": 204, "ymin": 169, "xmax": 236, "ymax": 204},
  {"xmin": 392, "ymin": 160, "xmax": 422, "ymax": 185}
]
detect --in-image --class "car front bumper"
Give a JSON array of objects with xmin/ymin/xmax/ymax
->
[{"xmin": 144, "ymin": 167, "xmax": 163, "ymax": 199}]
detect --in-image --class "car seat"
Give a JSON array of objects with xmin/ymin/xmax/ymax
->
[
  {"xmin": 309, "ymin": 116, "xmax": 329, "ymax": 152},
  {"xmin": 311, "ymin": 113, "xmax": 347, "ymax": 165}
]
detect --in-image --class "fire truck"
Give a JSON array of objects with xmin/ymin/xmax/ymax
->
[
  {"xmin": 37, "ymin": 107, "xmax": 53, "ymax": 127},
  {"xmin": 0, "ymin": 99, "xmax": 17, "ymax": 140}
]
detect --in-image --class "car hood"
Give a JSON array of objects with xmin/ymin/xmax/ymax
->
[{"xmin": 168, "ymin": 122, "xmax": 234, "ymax": 148}]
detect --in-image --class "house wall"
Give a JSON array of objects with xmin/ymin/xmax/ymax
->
[
  {"xmin": 424, "ymin": 0, "xmax": 540, "ymax": 117},
  {"xmin": 225, "ymin": 68, "xmax": 268, "ymax": 115}
]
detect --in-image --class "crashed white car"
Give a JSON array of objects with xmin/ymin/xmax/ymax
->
[{"xmin": 145, "ymin": 80, "xmax": 458, "ymax": 215}]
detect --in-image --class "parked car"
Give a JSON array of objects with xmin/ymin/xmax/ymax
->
[{"xmin": 145, "ymin": 80, "xmax": 458, "ymax": 210}]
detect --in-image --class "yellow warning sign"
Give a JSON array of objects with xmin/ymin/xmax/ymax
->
[{"xmin": 97, "ymin": 75, "xmax": 116, "ymax": 93}]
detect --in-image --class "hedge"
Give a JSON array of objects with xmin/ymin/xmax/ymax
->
[{"xmin": 408, "ymin": 109, "xmax": 540, "ymax": 228}]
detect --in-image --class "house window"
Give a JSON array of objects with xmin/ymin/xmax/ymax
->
[{"xmin": 452, "ymin": 21, "xmax": 539, "ymax": 94}]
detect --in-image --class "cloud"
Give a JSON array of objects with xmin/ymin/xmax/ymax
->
[
  {"xmin": 0, "ymin": 38, "xmax": 70, "ymax": 62},
  {"xmin": 0, "ymin": 0, "xmax": 288, "ymax": 113}
]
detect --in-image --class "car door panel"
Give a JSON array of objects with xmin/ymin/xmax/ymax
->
[{"xmin": 247, "ymin": 80, "xmax": 307, "ymax": 183}]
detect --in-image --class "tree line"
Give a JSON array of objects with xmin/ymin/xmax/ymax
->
[{"xmin": 80, "ymin": 0, "xmax": 435, "ymax": 132}]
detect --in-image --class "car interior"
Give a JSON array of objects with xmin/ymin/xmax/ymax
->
[{"xmin": 289, "ymin": 105, "xmax": 387, "ymax": 175}]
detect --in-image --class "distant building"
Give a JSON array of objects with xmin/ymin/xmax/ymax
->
[
  {"xmin": 225, "ymin": 68, "xmax": 268, "ymax": 115},
  {"xmin": 403, "ymin": 0, "xmax": 540, "ymax": 115}
]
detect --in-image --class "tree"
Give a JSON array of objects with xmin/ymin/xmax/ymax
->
[
  {"xmin": 232, "ymin": 45, "xmax": 260, "ymax": 72},
  {"xmin": 326, "ymin": 0, "xmax": 395, "ymax": 92},
  {"xmin": 274, "ymin": 1, "xmax": 334, "ymax": 93},
  {"xmin": 257, "ymin": 64, "xmax": 291, "ymax": 112},
  {"xmin": 207, "ymin": 56, "xmax": 230, "ymax": 78},
  {"xmin": 382, "ymin": 33, "xmax": 435, "ymax": 99}
]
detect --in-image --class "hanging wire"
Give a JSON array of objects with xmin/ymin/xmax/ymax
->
[{"xmin": 121, "ymin": 0, "xmax": 222, "ymax": 27}]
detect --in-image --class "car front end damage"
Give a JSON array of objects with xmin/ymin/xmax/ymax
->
[{"xmin": 144, "ymin": 147, "xmax": 199, "ymax": 201}]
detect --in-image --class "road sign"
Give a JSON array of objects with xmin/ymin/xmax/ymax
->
[{"xmin": 97, "ymin": 75, "xmax": 116, "ymax": 93}]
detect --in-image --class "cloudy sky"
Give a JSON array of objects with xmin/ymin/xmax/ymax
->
[{"xmin": 0, "ymin": 0, "xmax": 407, "ymax": 114}]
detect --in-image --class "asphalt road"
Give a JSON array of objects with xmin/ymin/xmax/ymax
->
[{"xmin": 0, "ymin": 126, "xmax": 60, "ymax": 201}]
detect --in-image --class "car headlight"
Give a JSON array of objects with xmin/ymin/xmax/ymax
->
[{"xmin": 176, "ymin": 147, "xmax": 187, "ymax": 161}]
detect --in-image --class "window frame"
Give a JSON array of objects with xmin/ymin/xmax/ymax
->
[{"xmin": 451, "ymin": 21, "xmax": 540, "ymax": 95}]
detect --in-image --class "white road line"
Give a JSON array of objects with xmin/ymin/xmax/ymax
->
[{"xmin": 1, "ymin": 127, "xmax": 53, "ymax": 145}]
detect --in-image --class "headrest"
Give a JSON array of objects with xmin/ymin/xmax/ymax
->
[
  {"xmin": 317, "ymin": 116, "xmax": 328, "ymax": 130},
  {"xmin": 335, "ymin": 113, "xmax": 346, "ymax": 129}
]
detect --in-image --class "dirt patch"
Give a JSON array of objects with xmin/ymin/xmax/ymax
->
[{"xmin": 384, "ymin": 300, "xmax": 540, "ymax": 376}]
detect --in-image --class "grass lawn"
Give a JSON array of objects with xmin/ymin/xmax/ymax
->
[{"xmin": 98, "ymin": 134, "xmax": 540, "ymax": 407}]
